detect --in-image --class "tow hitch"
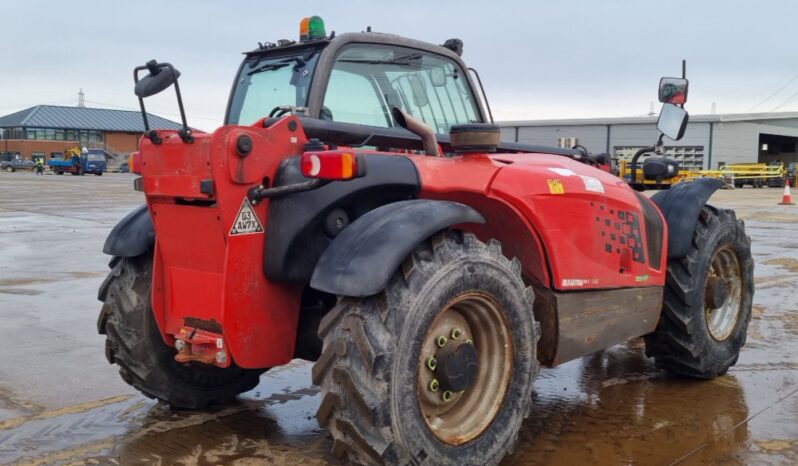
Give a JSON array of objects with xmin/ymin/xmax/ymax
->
[{"xmin": 173, "ymin": 327, "xmax": 230, "ymax": 368}]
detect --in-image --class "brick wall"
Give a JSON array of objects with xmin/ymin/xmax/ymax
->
[
  {"xmin": 104, "ymin": 132, "xmax": 141, "ymax": 154},
  {"xmin": 1, "ymin": 140, "xmax": 81, "ymax": 160}
]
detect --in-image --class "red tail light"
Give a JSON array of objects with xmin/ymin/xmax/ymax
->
[{"xmin": 300, "ymin": 150, "xmax": 366, "ymax": 180}]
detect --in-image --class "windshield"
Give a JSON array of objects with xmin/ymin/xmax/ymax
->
[
  {"xmin": 86, "ymin": 154, "xmax": 105, "ymax": 162},
  {"xmin": 323, "ymin": 45, "xmax": 481, "ymax": 134},
  {"xmin": 227, "ymin": 50, "xmax": 320, "ymax": 125}
]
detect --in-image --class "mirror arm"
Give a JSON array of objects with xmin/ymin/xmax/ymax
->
[
  {"xmin": 170, "ymin": 69, "xmax": 193, "ymax": 143},
  {"xmin": 468, "ymin": 67, "xmax": 494, "ymax": 124},
  {"xmin": 629, "ymin": 146, "xmax": 656, "ymax": 184},
  {"xmin": 655, "ymin": 133, "xmax": 665, "ymax": 154},
  {"xmin": 133, "ymin": 61, "xmax": 193, "ymax": 145},
  {"xmin": 133, "ymin": 67, "xmax": 153, "ymax": 135}
]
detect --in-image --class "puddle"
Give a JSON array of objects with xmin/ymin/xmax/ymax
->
[
  {"xmin": 763, "ymin": 257, "xmax": 798, "ymax": 273},
  {"xmin": 0, "ymin": 288, "xmax": 43, "ymax": 296}
]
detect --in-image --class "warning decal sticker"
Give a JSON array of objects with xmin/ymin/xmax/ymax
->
[
  {"xmin": 229, "ymin": 198, "xmax": 264, "ymax": 236},
  {"xmin": 547, "ymin": 179, "xmax": 565, "ymax": 194},
  {"xmin": 579, "ymin": 175, "xmax": 605, "ymax": 193}
]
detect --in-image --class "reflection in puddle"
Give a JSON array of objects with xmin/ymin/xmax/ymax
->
[{"xmin": 507, "ymin": 343, "xmax": 751, "ymax": 465}]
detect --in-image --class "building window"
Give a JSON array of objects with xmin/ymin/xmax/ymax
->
[
  {"xmin": 614, "ymin": 146, "xmax": 705, "ymax": 170},
  {"xmin": 45, "ymin": 129, "xmax": 55, "ymax": 140},
  {"xmin": 65, "ymin": 129, "xmax": 77, "ymax": 141},
  {"xmin": 55, "ymin": 129, "xmax": 65, "ymax": 141}
]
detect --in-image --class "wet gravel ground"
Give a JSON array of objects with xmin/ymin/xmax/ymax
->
[{"xmin": 0, "ymin": 171, "xmax": 796, "ymax": 465}]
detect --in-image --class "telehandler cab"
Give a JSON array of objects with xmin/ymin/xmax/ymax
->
[{"xmin": 98, "ymin": 16, "xmax": 753, "ymax": 465}]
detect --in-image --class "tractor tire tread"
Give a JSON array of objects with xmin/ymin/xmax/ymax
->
[
  {"xmin": 314, "ymin": 231, "xmax": 538, "ymax": 466},
  {"xmin": 98, "ymin": 253, "xmax": 263, "ymax": 409},
  {"xmin": 644, "ymin": 206, "xmax": 754, "ymax": 379}
]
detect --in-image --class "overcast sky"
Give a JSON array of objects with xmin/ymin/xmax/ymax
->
[{"xmin": 1, "ymin": 0, "xmax": 797, "ymax": 131}]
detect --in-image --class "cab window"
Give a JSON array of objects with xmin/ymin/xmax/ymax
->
[{"xmin": 322, "ymin": 44, "xmax": 481, "ymax": 133}]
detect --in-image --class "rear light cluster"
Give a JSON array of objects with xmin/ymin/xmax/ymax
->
[{"xmin": 300, "ymin": 150, "xmax": 366, "ymax": 180}]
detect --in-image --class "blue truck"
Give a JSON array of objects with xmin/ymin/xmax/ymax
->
[{"xmin": 48, "ymin": 149, "xmax": 107, "ymax": 176}]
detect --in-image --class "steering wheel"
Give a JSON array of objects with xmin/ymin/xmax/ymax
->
[
  {"xmin": 572, "ymin": 144, "xmax": 589, "ymax": 158},
  {"xmin": 269, "ymin": 106, "xmax": 291, "ymax": 118}
]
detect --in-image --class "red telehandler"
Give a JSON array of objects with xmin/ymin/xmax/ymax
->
[{"xmin": 98, "ymin": 17, "xmax": 753, "ymax": 465}]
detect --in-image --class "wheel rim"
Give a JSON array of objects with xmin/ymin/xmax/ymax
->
[
  {"xmin": 704, "ymin": 245, "xmax": 743, "ymax": 341},
  {"xmin": 416, "ymin": 291, "xmax": 513, "ymax": 445}
]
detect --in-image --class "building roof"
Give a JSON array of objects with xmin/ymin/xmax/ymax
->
[
  {"xmin": 0, "ymin": 105, "xmax": 184, "ymax": 132},
  {"xmin": 498, "ymin": 111, "xmax": 798, "ymax": 127}
]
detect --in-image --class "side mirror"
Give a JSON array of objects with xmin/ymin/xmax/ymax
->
[
  {"xmin": 657, "ymin": 103, "xmax": 689, "ymax": 141},
  {"xmin": 658, "ymin": 77, "xmax": 688, "ymax": 105},
  {"xmin": 134, "ymin": 60, "xmax": 181, "ymax": 98},
  {"xmin": 133, "ymin": 59, "xmax": 192, "ymax": 144},
  {"xmin": 429, "ymin": 67, "xmax": 447, "ymax": 87}
]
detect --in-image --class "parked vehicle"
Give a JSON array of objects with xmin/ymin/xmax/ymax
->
[
  {"xmin": 48, "ymin": 148, "xmax": 107, "ymax": 175},
  {"xmin": 98, "ymin": 17, "xmax": 754, "ymax": 466},
  {"xmin": 1, "ymin": 158, "xmax": 36, "ymax": 172}
]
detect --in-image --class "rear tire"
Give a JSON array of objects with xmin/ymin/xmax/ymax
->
[
  {"xmin": 645, "ymin": 206, "xmax": 754, "ymax": 378},
  {"xmin": 313, "ymin": 232, "xmax": 539, "ymax": 465},
  {"xmin": 97, "ymin": 252, "xmax": 263, "ymax": 409}
]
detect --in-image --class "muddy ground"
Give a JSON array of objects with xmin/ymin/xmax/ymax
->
[{"xmin": 0, "ymin": 172, "xmax": 796, "ymax": 465}]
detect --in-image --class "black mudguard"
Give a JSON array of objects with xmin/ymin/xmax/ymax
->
[
  {"xmin": 103, "ymin": 204, "xmax": 155, "ymax": 257},
  {"xmin": 310, "ymin": 200, "xmax": 485, "ymax": 297},
  {"xmin": 650, "ymin": 178, "xmax": 723, "ymax": 259},
  {"xmin": 264, "ymin": 155, "xmax": 420, "ymax": 283}
]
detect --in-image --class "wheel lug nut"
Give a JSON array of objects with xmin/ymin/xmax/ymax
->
[
  {"xmin": 436, "ymin": 335, "xmax": 448, "ymax": 347},
  {"xmin": 429, "ymin": 379, "xmax": 440, "ymax": 392},
  {"xmin": 442, "ymin": 391, "xmax": 453, "ymax": 402},
  {"xmin": 426, "ymin": 357, "xmax": 437, "ymax": 371},
  {"xmin": 451, "ymin": 328, "xmax": 462, "ymax": 340},
  {"xmin": 465, "ymin": 339, "xmax": 473, "ymax": 345}
]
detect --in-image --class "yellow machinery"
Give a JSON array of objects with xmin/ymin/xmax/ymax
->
[
  {"xmin": 682, "ymin": 163, "xmax": 786, "ymax": 188},
  {"xmin": 63, "ymin": 147, "xmax": 82, "ymax": 159},
  {"xmin": 618, "ymin": 159, "xmax": 683, "ymax": 190}
]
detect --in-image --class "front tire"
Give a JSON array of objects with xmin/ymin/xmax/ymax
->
[
  {"xmin": 645, "ymin": 206, "xmax": 754, "ymax": 378},
  {"xmin": 313, "ymin": 232, "xmax": 539, "ymax": 466},
  {"xmin": 97, "ymin": 252, "xmax": 263, "ymax": 409}
]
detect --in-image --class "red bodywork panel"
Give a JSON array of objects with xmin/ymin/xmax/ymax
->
[
  {"xmin": 412, "ymin": 153, "xmax": 667, "ymax": 290},
  {"xmin": 140, "ymin": 118, "xmax": 306, "ymax": 369},
  {"xmin": 138, "ymin": 118, "xmax": 666, "ymax": 369}
]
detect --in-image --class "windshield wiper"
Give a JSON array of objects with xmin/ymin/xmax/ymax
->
[
  {"xmin": 339, "ymin": 53, "xmax": 424, "ymax": 67},
  {"xmin": 247, "ymin": 61, "xmax": 292, "ymax": 75},
  {"xmin": 248, "ymin": 53, "xmax": 315, "ymax": 76}
]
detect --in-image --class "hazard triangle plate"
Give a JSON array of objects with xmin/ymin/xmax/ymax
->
[{"xmin": 229, "ymin": 198, "xmax": 264, "ymax": 236}]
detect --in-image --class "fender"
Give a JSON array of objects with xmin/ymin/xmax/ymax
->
[
  {"xmin": 103, "ymin": 204, "xmax": 155, "ymax": 257},
  {"xmin": 650, "ymin": 178, "xmax": 723, "ymax": 259},
  {"xmin": 310, "ymin": 200, "xmax": 485, "ymax": 297},
  {"xmin": 264, "ymin": 154, "xmax": 420, "ymax": 283}
]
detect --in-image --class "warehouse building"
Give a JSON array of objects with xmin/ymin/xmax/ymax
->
[
  {"xmin": 0, "ymin": 105, "xmax": 183, "ymax": 163},
  {"xmin": 498, "ymin": 112, "xmax": 798, "ymax": 170}
]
